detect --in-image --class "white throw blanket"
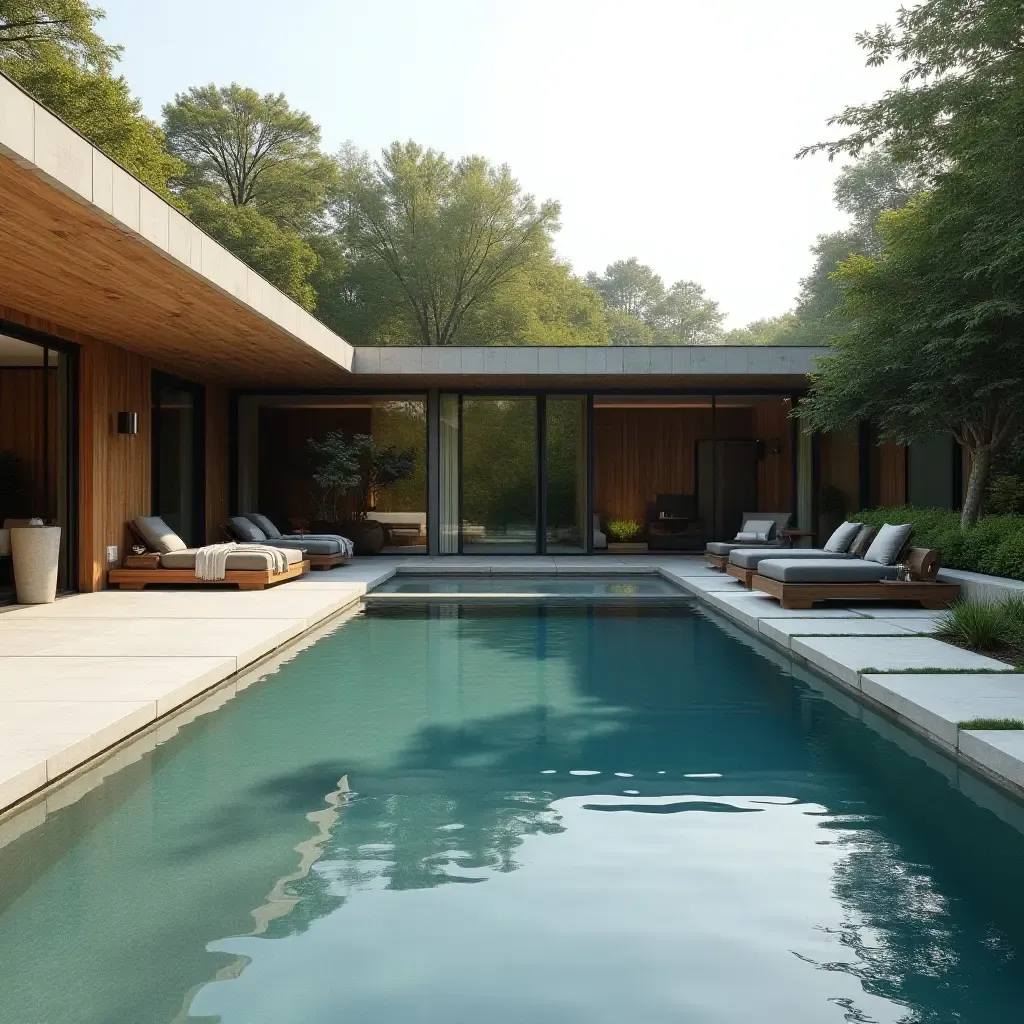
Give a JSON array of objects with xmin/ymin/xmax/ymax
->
[{"xmin": 194, "ymin": 542, "xmax": 288, "ymax": 581}]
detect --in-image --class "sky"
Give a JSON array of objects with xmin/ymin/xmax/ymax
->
[{"xmin": 98, "ymin": 0, "xmax": 905, "ymax": 329}]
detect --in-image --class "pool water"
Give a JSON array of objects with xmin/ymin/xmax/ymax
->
[
  {"xmin": 2, "ymin": 601, "xmax": 1024, "ymax": 1023},
  {"xmin": 370, "ymin": 573, "xmax": 684, "ymax": 598}
]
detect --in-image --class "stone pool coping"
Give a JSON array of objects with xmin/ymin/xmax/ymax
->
[{"xmin": 2, "ymin": 554, "xmax": 1024, "ymax": 817}]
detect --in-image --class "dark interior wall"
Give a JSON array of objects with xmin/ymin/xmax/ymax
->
[
  {"xmin": 0, "ymin": 366, "xmax": 57, "ymax": 518},
  {"xmin": 593, "ymin": 406, "xmax": 751, "ymax": 525},
  {"xmin": 258, "ymin": 407, "xmax": 371, "ymax": 525},
  {"xmin": 753, "ymin": 398, "xmax": 793, "ymax": 513}
]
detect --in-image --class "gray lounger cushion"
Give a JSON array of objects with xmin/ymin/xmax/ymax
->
[
  {"xmin": 707, "ymin": 540, "xmax": 780, "ymax": 556},
  {"xmin": 728, "ymin": 548, "xmax": 856, "ymax": 570},
  {"xmin": 864, "ymin": 523, "xmax": 913, "ymax": 565},
  {"xmin": 159, "ymin": 547, "xmax": 303, "ymax": 571},
  {"xmin": 735, "ymin": 518, "xmax": 776, "ymax": 543},
  {"xmin": 261, "ymin": 537, "xmax": 343, "ymax": 556},
  {"xmin": 242, "ymin": 513, "xmax": 283, "ymax": 539},
  {"xmin": 756, "ymin": 558, "xmax": 898, "ymax": 583},
  {"xmin": 229, "ymin": 516, "xmax": 266, "ymax": 543},
  {"xmin": 133, "ymin": 516, "xmax": 187, "ymax": 554}
]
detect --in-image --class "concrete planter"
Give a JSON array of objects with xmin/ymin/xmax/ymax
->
[{"xmin": 11, "ymin": 526, "xmax": 61, "ymax": 604}]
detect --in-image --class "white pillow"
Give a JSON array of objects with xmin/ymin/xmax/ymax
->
[
  {"xmin": 864, "ymin": 523, "xmax": 913, "ymax": 565},
  {"xmin": 735, "ymin": 518, "xmax": 775, "ymax": 543},
  {"xmin": 823, "ymin": 521, "xmax": 862, "ymax": 553}
]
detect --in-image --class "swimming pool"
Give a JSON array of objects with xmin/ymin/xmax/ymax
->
[{"xmin": 1, "ymin": 598, "xmax": 1024, "ymax": 1022}]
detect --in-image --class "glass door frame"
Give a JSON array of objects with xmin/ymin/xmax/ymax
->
[
  {"xmin": 151, "ymin": 370, "xmax": 206, "ymax": 546},
  {"xmin": 450, "ymin": 392, "xmax": 594, "ymax": 556},
  {"xmin": 0, "ymin": 317, "xmax": 80, "ymax": 592}
]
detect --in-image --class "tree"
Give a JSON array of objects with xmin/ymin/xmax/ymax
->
[
  {"xmin": 584, "ymin": 258, "xmax": 664, "ymax": 320},
  {"xmin": 603, "ymin": 308, "xmax": 653, "ymax": 346},
  {"xmin": 797, "ymin": 192, "xmax": 1024, "ymax": 529},
  {"xmin": 651, "ymin": 280, "xmax": 724, "ymax": 344},
  {"xmin": 332, "ymin": 141, "xmax": 560, "ymax": 347},
  {"xmin": 0, "ymin": 1, "xmax": 115, "ymax": 67},
  {"xmin": 0, "ymin": 2, "xmax": 181, "ymax": 197},
  {"xmin": 722, "ymin": 313, "xmax": 800, "ymax": 345},
  {"xmin": 186, "ymin": 189, "xmax": 318, "ymax": 309},
  {"xmin": 163, "ymin": 84, "xmax": 337, "ymax": 233}
]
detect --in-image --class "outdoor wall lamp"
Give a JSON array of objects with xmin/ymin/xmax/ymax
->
[{"xmin": 117, "ymin": 411, "xmax": 139, "ymax": 435}]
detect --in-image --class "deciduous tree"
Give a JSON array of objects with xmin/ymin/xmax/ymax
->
[
  {"xmin": 584, "ymin": 258, "xmax": 664, "ymax": 321},
  {"xmin": 651, "ymin": 280, "xmax": 724, "ymax": 345}
]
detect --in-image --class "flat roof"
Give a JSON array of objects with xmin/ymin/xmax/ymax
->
[{"xmin": 0, "ymin": 72, "xmax": 824, "ymax": 390}]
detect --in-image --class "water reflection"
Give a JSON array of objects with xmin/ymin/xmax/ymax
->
[{"xmin": 0, "ymin": 605, "xmax": 1022, "ymax": 1023}]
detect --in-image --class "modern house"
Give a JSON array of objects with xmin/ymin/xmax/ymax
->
[{"xmin": 0, "ymin": 73, "xmax": 964, "ymax": 598}]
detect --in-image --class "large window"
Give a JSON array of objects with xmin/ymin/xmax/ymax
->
[
  {"xmin": 461, "ymin": 397, "xmax": 538, "ymax": 553},
  {"xmin": 0, "ymin": 332, "xmax": 76, "ymax": 601},
  {"xmin": 152, "ymin": 373, "xmax": 204, "ymax": 547},
  {"xmin": 545, "ymin": 396, "xmax": 587, "ymax": 553}
]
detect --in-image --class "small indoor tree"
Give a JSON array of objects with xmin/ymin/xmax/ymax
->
[{"xmin": 306, "ymin": 431, "xmax": 416, "ymax": 525}]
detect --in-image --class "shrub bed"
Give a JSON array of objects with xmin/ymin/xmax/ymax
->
[{"xmin": 852, "ymin": 506, "xmax": 1024, "ymax": 581}]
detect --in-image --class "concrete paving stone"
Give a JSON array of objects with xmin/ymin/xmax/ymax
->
[
  {"xmin": 0, "ymin": 753, "xmax": 48, "ymax": 810},
  {"xmin": 0, "ymin": 617, "xmax": 305, "ymax": 666},
  {"xmin": 791, "ymin": 636, "xmax": 1012, "ymax": 688},
  {"xmin": 855, "ymin": 607, "xmax": 951, "ymax": 621},
  {"xmin": 678, "ymin": 575, "xmax": 749, "ymax": 593},
  {"xmin": 0, "ymin": 656, "xmax": 235, "ymax": 716},
  {"xmin": 861, "ymin": 673, "xmax": 1024, "ymax": 748},
  {"xmin": 712, "ymin": 591, "xmax": 867, "ymax": 619},
  {"xmin": 959, "ymin": 729, "xmax": 1024, "ymax": 789},
  {"xmin": 759, "ymin": 618, "xmax": 914, "ymax": 648}
]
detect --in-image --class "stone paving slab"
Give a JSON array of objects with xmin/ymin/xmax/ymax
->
[
  {"xmin": 677, "ymin": 575, "xmax": 749, "ymax": 593},
  {"xmin": 759, "ymin": 618, "xmax": 915, "ymax": 648},
  {"xmin": 861, "ymin": 673, "xmax": 1024, "ymax": 748},
  {"xmin": 959, "ymin": 730, "xmax": 1024, "ymax": 789},
  {"xmin": 855, "ymin": 607, "xmax": 949, "ymax": 621},
  {"xmin": 791, "ymin": 636, "xmax": 1011, "ymax": 688}
]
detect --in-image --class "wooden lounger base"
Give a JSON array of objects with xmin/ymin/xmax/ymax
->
[
  {"xmin": 307, "ymin": 553, "xmax": 350, "ymax": 570},
  {"xmin": 751, "ymin": 574, "xmax": 958, "ymax": 610},
  {"xmin": 705, "ymin": 552, "xmax": 729, "ymax": 570},
  {"xmin": 726, "ymin": 563, "xmax": 756, "ymax": 587},
  {"xmin": 108, "ymin": 560, "xmax": 310, "ymax": 591}
]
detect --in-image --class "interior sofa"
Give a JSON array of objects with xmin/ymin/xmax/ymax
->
[{"xmin": 107, "ymin": 516, "xmax": 308, "ymax": 590}]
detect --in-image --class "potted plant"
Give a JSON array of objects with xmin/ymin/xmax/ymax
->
[
  {"xmin": 306, "ymin": 431, "xmax": 416, "ymax": 555},
  {"xmin": 607, "ymin": 519, "xmax": 642, "ymax": 544}
]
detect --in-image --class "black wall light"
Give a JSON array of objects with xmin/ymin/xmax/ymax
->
[{"xmin": 117, "ymin": 411, "xmax": 139, "ymax": 435}]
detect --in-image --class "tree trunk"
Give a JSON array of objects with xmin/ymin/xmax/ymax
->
[{"xmin": 961, "ymin": 446, "xmax": 992, "ymax": 529}]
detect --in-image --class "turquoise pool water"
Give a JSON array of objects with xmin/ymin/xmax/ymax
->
[
  {"xmin": 2, "ymin": 601, "xmax": 1024, "ymax": 1022},
  {"xmin": 370, "ymin": 573, "xmax": 684, "ymax": 597}
]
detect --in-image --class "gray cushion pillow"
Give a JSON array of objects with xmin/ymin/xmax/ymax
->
[
  {"xmin": 863, "ymin": 523, "xmax": 913, "ymax": 565},
  {"xmin": 243, "ymin": 513, "xmax": 282, "ymax": 539},
  {"xmin": 133, "ymin": 515, "xmax": 186, "ymax": 554},
  {"xmin": 735, "ymin": 518, "xmax": 775, "ymax": 543},
  {"xmin": 229, "ymin": 516, "xmax": 266, "ymax": 543},
  {"xmin": 823, "ymin": 521, "xmax": 862, "ymax": 553}
]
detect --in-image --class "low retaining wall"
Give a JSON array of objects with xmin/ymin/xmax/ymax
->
[{"xmin": 939, "ymin": 568, "xmax": 1024, "ymax": 603}]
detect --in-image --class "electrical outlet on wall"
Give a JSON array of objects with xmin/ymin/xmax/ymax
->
[{"xmin": 106, "ymin": 545, "xmax": 118, "ymax": 565}]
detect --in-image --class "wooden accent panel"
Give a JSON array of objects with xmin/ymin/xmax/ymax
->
[
  {"xmin": 0, "ymin": 367, "xmax": 58, "ymax": 516},
  {"xmin": 257, "ymin": 407, "xmax": 371, "ymax": 526},
  {"xmin": 819, "ymin": 429, "xmax": 860, "ymax": 515},
  {"xmin": 753, "ymin": 398, "xmax": 793, "ymax": 513},
  {"xmin": 205, "ymin": 385, "xmax": 230, "ymax": 538},
  {"xmin": 593, "ymin": 407, "xmax": 750, "ymax": 525},
  {"xmin": 878, "ymin": 444, "xmax": 907, "ymax": 507},
  {"xmin": 0, "ymin": 153, "xmax": 348, "ymax": 386},
  {"xmin": 78, "ymin": 339, "xmax": 152, "ymax": 591}
]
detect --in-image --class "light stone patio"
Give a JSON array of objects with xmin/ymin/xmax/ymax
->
[{"xmin": 2, "ymin": 553, "xmax": 1024, "ymax": 814}]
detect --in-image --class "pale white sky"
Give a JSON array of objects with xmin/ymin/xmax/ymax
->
[{"xmin": 99, "ymin": 0, "xmax": 904, "ymax": 328}]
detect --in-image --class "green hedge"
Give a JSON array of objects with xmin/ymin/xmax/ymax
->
[{"xmin": 852, "ymin": 506, "xmax": 1024, "ymax": 581}]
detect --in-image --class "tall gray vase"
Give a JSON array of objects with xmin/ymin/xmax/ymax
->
[{"xmin": 11, "ymin": 526, "xmax": 61, "ymax": 604}]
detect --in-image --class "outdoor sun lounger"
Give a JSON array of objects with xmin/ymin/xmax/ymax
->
[
  {"xmin": 240, "ymin": 514, "xmax": 353, "ymax": 567},
  {"xmin": 108, "ymin": 517, "xmax": 309, "ymax": 591},
  {"xmin": 725, "ymin": 547, "xmax": 857, "ymax": 587},
  {"xmin": 705, "ymin": 512, "xmax": 792, "ymax": 569},
  {"xmin": 750, "ymin": 548, "xmax": 955, "ymax": 610},
  {"xmin": 224, "ymin": 516, "xmax": 350, "ymax": 570}
]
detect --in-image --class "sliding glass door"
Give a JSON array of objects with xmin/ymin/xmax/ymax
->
[
  {"xmin": 545, "ymin": 396, "xmax": 587, "ymax": 553},
  {"xmin": 152, "ymin": 373, "xmax": 205, "ymax": 547},
  {"xmin": 461, "ymin": 397, "xmax": 538, "ymax": 554}
]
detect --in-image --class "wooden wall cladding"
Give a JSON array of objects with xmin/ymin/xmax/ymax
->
[
  {"xmin": 879, "ymin": 444, "xmax": 907, "ymax": 507},
  {"xmin": 0, "ymin": 367, "xmax": 58, "ymax": 516},
  {"xmin": 593, "ymin": 406, "xmax": 751, "ymax": 525},
  {"xmin": 78, "ymin": 338, "xmax": 153, "ymax": 590},
  {"xmin": 819, "ymin": 429, "xmax": 861, "ymax": 515},
  {"xmin": 753, "ymin": 398, "xmax": 793, "ymax": 513}
]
